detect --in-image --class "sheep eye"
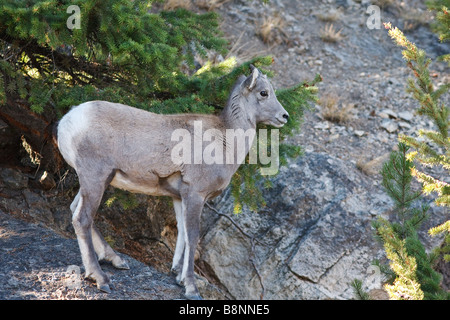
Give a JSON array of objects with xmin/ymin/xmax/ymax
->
[{"xmin": 260, "ymin": 91, "xmax": 268, "ymax": 97}]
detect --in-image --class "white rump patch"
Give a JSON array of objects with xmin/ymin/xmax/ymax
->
[{"xmin": 57, "ymin": 102, "xmax": 93, "ymax": 168}]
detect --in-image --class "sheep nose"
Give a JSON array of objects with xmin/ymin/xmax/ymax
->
[{"xmin": 282, "ymin": 113, "xmax": 289, "ymax": 120}]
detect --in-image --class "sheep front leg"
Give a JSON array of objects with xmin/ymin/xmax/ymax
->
[{"xmin": 180, "ymin": 195, "xmax": 204, "ymax": 300}]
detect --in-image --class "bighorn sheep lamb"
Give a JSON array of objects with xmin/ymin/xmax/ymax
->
[{"xmin": 56, "ymin": 65, "xmax": 289, "ymax": 299}]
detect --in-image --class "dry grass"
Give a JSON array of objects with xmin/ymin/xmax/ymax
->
[
  {"xmin": 317, "ymin": 8, "xmax": 342, "ymax": 23},
  {"xmin": 195, "ymin": 0, "xmax": 232, "ymax": 11},
  {"xmin": 372, "ymin": 0, "xmax": 395, "ymax": 8},
  {"xmin": 319, "ymin": 92, "xmax": 354, "ymax": 124},
  {"xmin": 225, "ymin": 31, "xmax": 269, "ymax": 63},
  {"xmin": 400, "ymin": 8, "xmax": 432, "ymax": 31},
  {"xmin": 357, "ymin": 144, "xmax": 398, "ymax": 176},
  {"xmin": 258, "ymin": 15, "xmax": 288, "ymax": 45},
  {"xmin": 319, "ymin": 24, "xmax": 344, "ymax": 43},
  {"xmin": 163, "ymin": 0, "xmax": 192, "ymax": 10},
  {"xmin": 356, "ymin": 153, "xmax": 390, "ymax": 176}
]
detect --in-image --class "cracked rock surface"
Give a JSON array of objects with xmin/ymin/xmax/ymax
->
[{"xmin": 199, "ymin": 152, "xmax": 445, "ymax": 300}]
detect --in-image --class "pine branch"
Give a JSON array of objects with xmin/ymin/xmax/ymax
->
[
  {"xmin": 376, "ymin": 142, "xmax": 450, "ymax": 299},
  {"xmin": 351, "ymin": 279, "xmax": 371, "ymax": 300},
  {"xmin": 375, "ymin": 217, "xmax": 425, "ymax": 300},
  {"xmin": 385, "ymin": 22, "xmax": 449, "ymax": 211}
]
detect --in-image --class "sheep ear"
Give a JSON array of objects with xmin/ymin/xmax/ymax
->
[{"xmin": 245, "ymin": 64, "xmax": 259, "ymax": 91}]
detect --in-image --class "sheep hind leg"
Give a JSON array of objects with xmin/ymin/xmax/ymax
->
[
  {"xmin": 180, "ymin": 195, "xmax": 204, "ymax": 300},
  {"xmin": 91, "ymin": 225, "xmax": 130, "ymax": 270},
  {"xmin": 71, "ymin": 188, "xmax": 111, "ymax": 293},
  {"xmin": 70, "ymin": 190, "xmax": 127, "ymax": 269}
]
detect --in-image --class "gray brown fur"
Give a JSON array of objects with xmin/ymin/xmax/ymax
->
[{"xmin": 56, "ymin": 66, "xmax": 288, "ymax": 299}]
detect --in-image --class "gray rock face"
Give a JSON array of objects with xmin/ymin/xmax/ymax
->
[{"xmin": 200, "ymin": 152, "xmax": 392, "ymax": 299}]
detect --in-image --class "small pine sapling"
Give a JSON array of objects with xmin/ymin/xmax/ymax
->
[
  {"xmin": 373, "ymin": 143, "xmax": 449, "ymax": 299},
  {"xmin": 385, "ymin": 17, "xmax": 449, "ymax": 274}
]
